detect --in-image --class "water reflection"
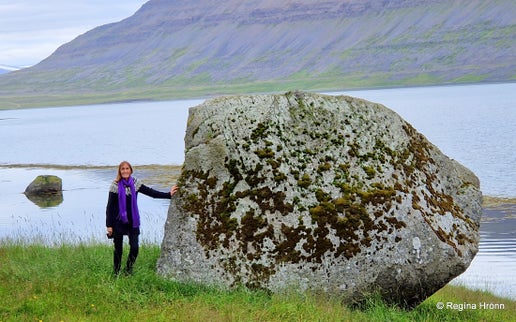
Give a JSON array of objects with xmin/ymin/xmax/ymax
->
[{"xmin": 24, "ymin": 191, "xmax": 63, "ymax": 208}]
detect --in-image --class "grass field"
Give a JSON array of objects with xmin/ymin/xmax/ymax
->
[{"xmin": 0, "ymin": 241, "xmax": 514, "ymax": 322}]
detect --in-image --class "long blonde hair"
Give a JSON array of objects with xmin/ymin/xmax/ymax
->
[{"xmin": 115, "ymin": 161, "xmax": 133, "ymax": 182}]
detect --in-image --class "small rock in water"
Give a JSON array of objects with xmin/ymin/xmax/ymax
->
[
  {"xmin": 24, "ymin": 175, "xmax": 62, "ymax": 195},
  {"xmin": 24, "ymin": 175, "xmax": 63, "ymax": 207}
]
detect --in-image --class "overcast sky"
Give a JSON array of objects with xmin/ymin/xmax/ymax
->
[{"xmin": 0, "ymin": 1, "xmax": 147, "ymax": 67}]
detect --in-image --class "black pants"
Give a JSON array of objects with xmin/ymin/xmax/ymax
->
[{"xmin": 113, "ymin": 232, "xmax": 139, "ymax": 274}]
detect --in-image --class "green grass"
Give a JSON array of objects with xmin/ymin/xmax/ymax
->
[{"xmin": 0, "ymin": 241, "xmax": 514, "ymax": 321}]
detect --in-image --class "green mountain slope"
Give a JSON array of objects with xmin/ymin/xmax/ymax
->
[{"xmin": 0, "ymin": 0, "xmax": 515, "ymax": 108}]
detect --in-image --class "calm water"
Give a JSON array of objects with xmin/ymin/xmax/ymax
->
[
  {"xmin": 0, "ymin": 83, "xmax": 515, "ymax": 299},
  {"xmin": 451, "ymin": 206, "xmax": 516, "ymax": 300},
  {"xmin": 0, "ymin": 98, "xmax": 203, "ymax": 166}
]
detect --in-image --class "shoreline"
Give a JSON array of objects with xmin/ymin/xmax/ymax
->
[
  {"xmin": 1, "ymin": 81, "xmax": 515, "ymax": 111},
  {"xmin": 481, "ymin": 196, "xmax": 516, "ymax": 209}
]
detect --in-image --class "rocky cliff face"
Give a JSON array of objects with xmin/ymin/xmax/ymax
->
[
  {"xmin": 0, "ymin": 0, "xmax": 514, "ymax": 107},
  {"xmin": 157, "ymin": 92, "xmax": 482, "ymax": 307}
]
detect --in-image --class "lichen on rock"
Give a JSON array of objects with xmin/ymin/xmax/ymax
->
[{"xmin": 157, "ymin": 91, "xmax": 482, "ymax": 308}]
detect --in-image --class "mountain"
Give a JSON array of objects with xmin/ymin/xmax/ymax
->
[{"xmin": 0, "ymin": 0, "xmax": 515, "ymax": 108}]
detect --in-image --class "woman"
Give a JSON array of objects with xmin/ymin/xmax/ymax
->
[{"xmin": 106, "ymin": 161, "xmax": 178, "ymax": 275}]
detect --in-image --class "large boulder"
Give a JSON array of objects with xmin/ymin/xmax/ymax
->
[{"xmin": 157, "ymin": 91, "xmax": 482, "ymax": 307}]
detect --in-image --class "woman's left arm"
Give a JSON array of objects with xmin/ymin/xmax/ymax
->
[{"xmin": 139, "ymin": 184, "xmax": 178, "ymax": 199}]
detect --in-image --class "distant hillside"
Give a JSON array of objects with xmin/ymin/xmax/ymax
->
[{"xmin": 0, "ymin": 0, "xmax": 515, "ymax": 108}]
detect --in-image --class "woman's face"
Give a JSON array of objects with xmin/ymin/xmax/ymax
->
[{"xmin": 120, "ymin": 163, "xmax": 132, "ymax": 179}]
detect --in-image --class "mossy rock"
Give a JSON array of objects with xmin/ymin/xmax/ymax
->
[
  {"xmin": 24, "ymin": 175, "xmax": 63, "ymax": 195},
  {"xmin": 158, "ymin": 91, "xmax": 482, "ymax": 308}
]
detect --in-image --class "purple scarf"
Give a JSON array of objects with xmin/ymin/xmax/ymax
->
[{"xmin": 117, "ymin": 177, "xmax": 140, "ymax": 228}]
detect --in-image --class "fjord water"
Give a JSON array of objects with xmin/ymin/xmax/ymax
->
[{"xmin": 0, "ymin": 83, "xmax": 515, "ymax": 299}]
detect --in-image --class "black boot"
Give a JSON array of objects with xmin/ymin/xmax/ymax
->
[
  {"xmin": 124, "ymin": 256, "xmax": 135, "ymax": 275},
  {"xmin": 125, "ymin": 232, "xmax": 139, "ymax": 275},
  {"xmin": 113, "ymin": 255, "xmax": 122, "ymax": 276},
  {"xmin": 113, "ymin": 235, "xmax": 123, "ymax": 276}
]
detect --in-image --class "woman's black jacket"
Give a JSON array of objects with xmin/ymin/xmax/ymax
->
[{"xmin": 105, "ymin": 178, "xmax": 171, "ymax": 235}]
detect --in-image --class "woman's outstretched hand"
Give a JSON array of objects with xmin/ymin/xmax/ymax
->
[{"xmin": 170, "ymin": 185, "xmax": 179, "ymax": 196}]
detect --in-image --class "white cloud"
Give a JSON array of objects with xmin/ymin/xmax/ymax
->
[{"xmin": 0, "ymin": 0, "xmax": 147, "ymax": 66}]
